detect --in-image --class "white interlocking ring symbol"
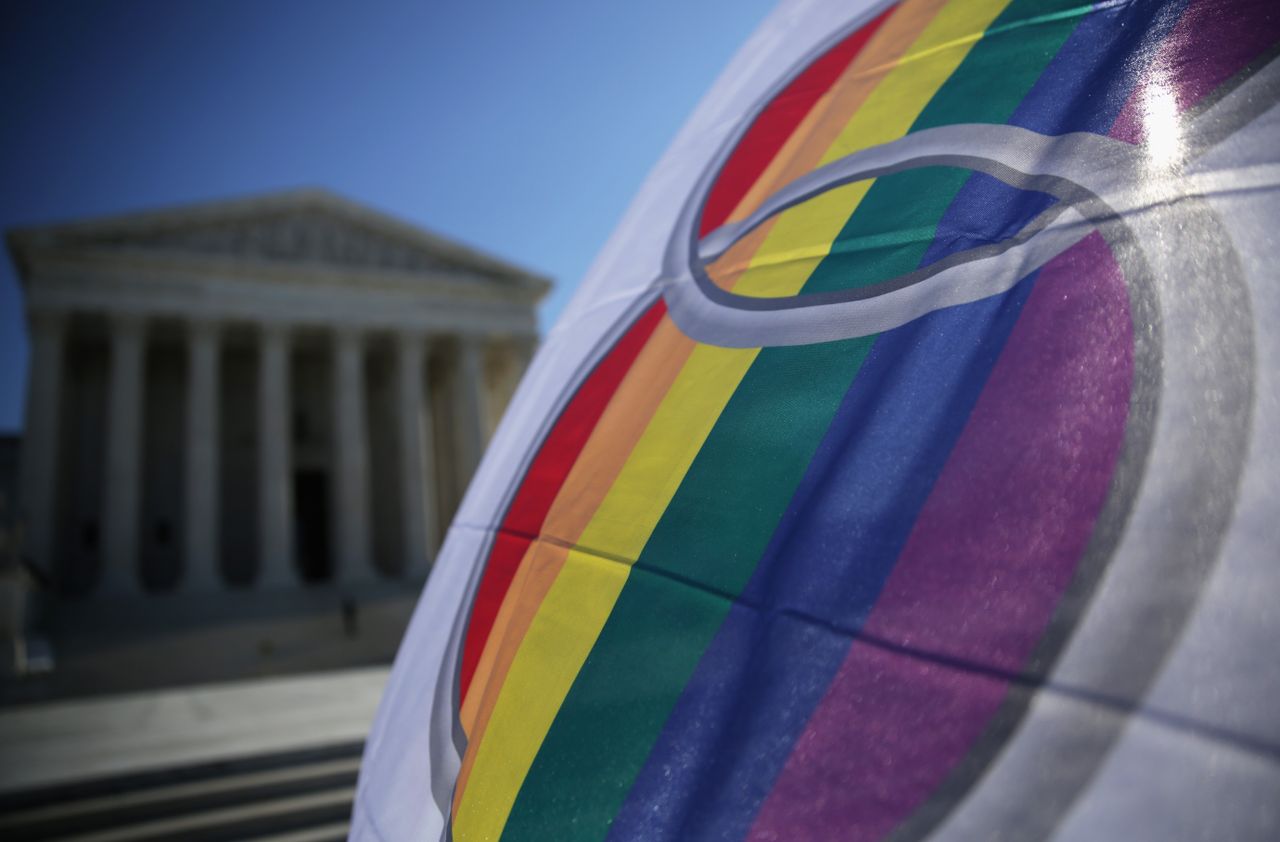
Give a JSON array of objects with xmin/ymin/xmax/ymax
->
[{"xmin": 659, "ymin": 56, "xmax": 1279, "ymax": 348}]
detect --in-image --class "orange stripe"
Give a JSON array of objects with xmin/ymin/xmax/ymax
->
[
  {"xmin": 460, "ymin": 313, "xmax": 694, "ymax": 728},
  {"xmin": 711, "ymin": 0, "xmax": 949, "ymax": 288},
  {"xmin": 455, "ymin": 314, "xmax": 697, "ymax": 806},
  {"xmin": 454, "ymin": 0, "xmax": 951, "ymax": 816}
]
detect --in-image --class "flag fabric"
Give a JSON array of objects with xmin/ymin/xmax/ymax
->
[{"xmin": 351, "ymin": 0, "xmax": 1280, "ymax": 839}]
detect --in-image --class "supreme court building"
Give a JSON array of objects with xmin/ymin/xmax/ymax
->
[{"xmin": 8, "ymin": 190, "xmax": 549, "ymax": 606}]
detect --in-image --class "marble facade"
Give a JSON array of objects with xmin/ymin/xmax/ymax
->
[{"xmin": 8, "ymin": 190, "xmax": 549, "ymax": 598}]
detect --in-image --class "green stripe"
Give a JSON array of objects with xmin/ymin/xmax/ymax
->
[
  {"xmin": 499, "ymin": 3, "xmax": 1080, "ymax": 839},
  {"xmin": 506, "ymin": 334, "xmax": 873, "ymax": 839},
  {"xmin": 806, "ymin": 0, "xmax": 1085, "ymax": 296}
]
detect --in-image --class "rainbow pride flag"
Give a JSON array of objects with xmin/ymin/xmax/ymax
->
[{"xmin": 353, "ymin": 0, "xmax": 1280, "ymax": 839}]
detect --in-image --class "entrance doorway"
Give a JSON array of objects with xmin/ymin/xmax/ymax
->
[{"xmin": 293, "ymin": 469, "xmax": 332, "ymax": 582}]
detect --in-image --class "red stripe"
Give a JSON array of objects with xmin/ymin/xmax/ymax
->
[
  {"xmin": 459, "ymin": 301, "xmax": 668, "ymax": 700},
  {"xmin": 697, "ymin": 7, "xmax": 892, "ymax": 237}
]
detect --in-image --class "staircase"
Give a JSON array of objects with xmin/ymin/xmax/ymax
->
[{"xmin": 0, "ymin": 741, "xmax": 362, "ymax": 842}]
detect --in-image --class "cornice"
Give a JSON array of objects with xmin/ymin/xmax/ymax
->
[
  {"xmin": 20, "ymin": 246, "xmax": 549, "ymax": 307},
  {"xmin": 6, "ymin": 188, "xmax": 554, "ymax": 301}
]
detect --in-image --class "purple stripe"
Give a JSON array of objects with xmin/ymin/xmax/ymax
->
[
  {"xmin": 1112, "ymin": 0, "xmax": 1280, "ymax": 143},
  {"xmin": 611, "ymin": 5, "xmax": 1177, "ymax": 839},
  {"xmin": 847, "ymin": 233, "xmax": 1133, "ymax": 671},
  {"xmin": 748, "ymin": 232, "xmax": 1133, "ymax": 841}
]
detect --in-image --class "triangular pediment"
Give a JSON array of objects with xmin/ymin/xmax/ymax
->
[
  {"xmin": 9, "ymin": 189, "xmax": 549, "ymax": 290},
  {"xmin": 87, "ymin": 205, "xmax": 465, "ymax": 274}
]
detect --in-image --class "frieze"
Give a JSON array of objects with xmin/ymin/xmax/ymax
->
[{"xmin": 74, "ymin": 209, "xmax": 465, "ymax": 276}]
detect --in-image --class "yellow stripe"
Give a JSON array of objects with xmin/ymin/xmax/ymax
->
[
  {"xmin": 454, "ymin": 343, "xmax": 758, "ymax": 839},
  {"xmin": 731, "ymin": 0, "xmax": 1012, "ymax": 298},
  {"xmin": 454, "ymin": 1, "xmax": 1015, "ymax": 837}
]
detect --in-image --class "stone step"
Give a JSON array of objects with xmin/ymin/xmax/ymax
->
[
  {"xmin": 0, "ymin": 742, "xmax": 362, "ymax": 842},
  {"xmin": 54, "ymin": 787, "xmax": 356, "ymax": 842},
  {"xmin": 252, "ymin": 822, "xmax": 351, "ymax": 842}
]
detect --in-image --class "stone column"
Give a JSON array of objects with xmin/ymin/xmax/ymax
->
[
  {"xmin": 183, "ymin": 319, "xmax": 220, "ymax": 591},
  {"xmin": 396, "ymin": 333, "xmax": 436, "ymax": 576},
  {"xmin": 511, "ymin": 335, "xmax": 538, "ymax": 380},
  {"xmin": 258, "ymin": 323, "xmax": 293, "ymax": 588},
  {"xmin": 101, "ymin": 314, "xmax": 146, "ymax": 597},
  {"xmin": 19, "ymin": 310, "xmax": 67, "ymax": 572},
  {"xmin": 488, "ymin": 335, "xmax": 538, "ymax": 437},
  {"xmin": 454, "ymin": 335, "xmax": 487, "ymax": 491},
  {"xmin": 332, "ymin": 327, "xmax": 373, "ymax": 584}
]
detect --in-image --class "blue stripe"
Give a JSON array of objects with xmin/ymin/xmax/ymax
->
[{"xmin": 607, "ymin": 2, "xmax": 1184, "ymax": 839}]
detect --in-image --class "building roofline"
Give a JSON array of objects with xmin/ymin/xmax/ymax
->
[{"xmin": 6, "ymin": 188, "xmax": 554, "ymax": 295}]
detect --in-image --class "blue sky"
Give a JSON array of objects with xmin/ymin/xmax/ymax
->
[{"xmin": 0, "ymin": 0, "xmax": 777, "ymax": 432}]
